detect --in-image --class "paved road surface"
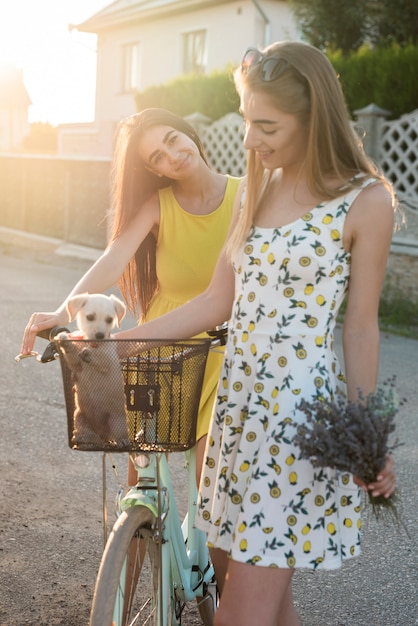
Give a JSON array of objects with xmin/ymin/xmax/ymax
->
[{"xmin": 0, "ymin": 237, "xmax": 417, "ymax": 625}]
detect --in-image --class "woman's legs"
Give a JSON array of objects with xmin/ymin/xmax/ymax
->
[
  {"xmin": 212, "ymin": 553, "xmax": 300, "ymax": 626},
  {"xmin": 127, "ymin": 454, "xmax": 137, "ymax": 485},
  {"xmin": 209, "ymin": 547, "xmax": 228, "ymax": 596}
]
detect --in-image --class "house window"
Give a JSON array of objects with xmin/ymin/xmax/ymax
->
[
  {"xmin": 182, "ymin": 30, "xmax": 207, "ymax": 75},
  {"xmin": 122, "ymin": 42, "xmax": 141, "ymax": 92}
]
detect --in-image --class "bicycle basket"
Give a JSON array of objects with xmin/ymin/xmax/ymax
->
[{"xmin": 56, "ymin": 338, "xmax": 211, "ymax": 452}]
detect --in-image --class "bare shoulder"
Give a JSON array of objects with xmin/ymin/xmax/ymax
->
[
  {"xmin": 352, "ymin": 180, "xmax": 393, "ymax": 214},
  {"xmin": 348, "ymin": 181, "xmax": 393, "ymax": 229},
  {"xmin": 131, "ymin": 190, "xmax": 161, "ymax": 226},
  {"xmin": 343, "ymin": 181, "xmax": 394, "ymax": 251}
]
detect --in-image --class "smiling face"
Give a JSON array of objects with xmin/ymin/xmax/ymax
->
[
  {"xmin": 137, "ymin": 124, "xmax": 201, "ymax": 178},
  {"xmin": 240, "ymin": 88, "xmax": 308, "ymax": 172}
]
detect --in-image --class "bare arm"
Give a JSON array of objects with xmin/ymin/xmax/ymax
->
[
  {"xmin": 342, "ymin": 181, "xmax": 395, "ymax": 497},
  {"xmin": 20, "ymin": 198, "xmax": 160, "ymax": 353},
  {"xmin": 342, "ymin": 183, "xmax": 394, "ymax": 399}
]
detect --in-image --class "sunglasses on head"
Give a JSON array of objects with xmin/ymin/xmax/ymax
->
[{"xmin": 240, "ymin": 47, "xmax": 290, "ymax": 82}]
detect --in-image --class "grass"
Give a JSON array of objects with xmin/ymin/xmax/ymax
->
[
  {"xmin": 378, "ymin": 282, "xmax": 418, "ymax": 339},
  {"xmin": 338, "ymin": 283, "xmax": 418, "ymax": 340}
]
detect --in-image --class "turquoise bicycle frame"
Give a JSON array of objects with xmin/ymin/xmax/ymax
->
[{"xmin": 117, "ymin": 447, "xmax": 214, "ymax": 625}]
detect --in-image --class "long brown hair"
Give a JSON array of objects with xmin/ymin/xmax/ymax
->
[
  {"xmin": 229, "ymin": 41, "xmax": 396, "ymax": 255},
  {"xmin": 109, "ymin": 108, "xmax": 207, "ymax": 321}
]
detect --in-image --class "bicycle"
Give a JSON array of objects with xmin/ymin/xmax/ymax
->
[{"xmin": 16, "ymin": 326, "xmax": 227, "ymax": 626}]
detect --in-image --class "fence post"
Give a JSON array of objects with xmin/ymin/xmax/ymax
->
[{"xmin": 354, "ymin": 103, "xmax": 391, "ymax": 162}]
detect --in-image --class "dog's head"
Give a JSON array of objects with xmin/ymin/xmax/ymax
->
[{"xmin": 66, "ymin": 293, "xmax": 126, "ymax": 340}]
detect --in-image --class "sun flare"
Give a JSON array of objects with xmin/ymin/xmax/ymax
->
[{"xmin": 0, "ymin": 0, "xmax": 109, "ymax": 125}]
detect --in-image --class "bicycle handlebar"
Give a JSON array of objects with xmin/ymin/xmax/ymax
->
[
  {"xmin": 206, "ymin": 322, "xmax": 228, "ymax": 346},
  {"xmin": 15, "ymin": 323, "xmax": 228, "ymax": 364},
  {"xmin": 36, "ymin": 326, "xmax": 71, "ymax": 342}
]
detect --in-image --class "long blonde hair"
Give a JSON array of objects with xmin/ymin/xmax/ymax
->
[
  {"xmin": 110, "ymin": 108, "xmax": 207, "ymax": 321},
  {"xmin": 229, "ymin": 41, "xmax": 396, "ymax": 256}
]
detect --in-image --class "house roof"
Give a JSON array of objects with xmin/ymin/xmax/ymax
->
[
  {"xmin": 76, "ymin": 0, "xmax": 238, "ymax": 32},
  {"xmin": 0, "ymin": 66, "xmax": 31, "ymax": 109}
]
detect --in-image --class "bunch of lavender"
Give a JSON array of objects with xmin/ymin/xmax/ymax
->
[{"xmin": 293, "ymin": 377, "xmax": 405, "ymax": 527}]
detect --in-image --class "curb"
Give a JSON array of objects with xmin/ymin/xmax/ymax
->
[{"xmin": 0, "ymin": 226, "xmax": 103, "ymax": 262}]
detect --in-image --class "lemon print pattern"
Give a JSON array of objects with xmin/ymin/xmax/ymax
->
[{"xmin": 196, "ymin": 184, "xmax": 375, "ymax": 571}]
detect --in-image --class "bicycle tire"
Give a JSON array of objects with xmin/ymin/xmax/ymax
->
[{"xmin": 89, "ymin": 506, "xmax": 171, "ymax": 626}]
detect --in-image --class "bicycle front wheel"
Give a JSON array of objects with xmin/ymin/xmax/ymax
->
[{"xmin": 89, "ymin": 505, "xmax": 170, "ymax": 626}]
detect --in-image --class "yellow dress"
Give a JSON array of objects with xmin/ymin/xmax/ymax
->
[{"xmin": 145, "ymin": 175, "xmax": 241, "ymax": 441}]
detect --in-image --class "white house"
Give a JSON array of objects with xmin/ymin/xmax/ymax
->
[{"xmin": 58, "ymin": 0, "xmax": 298, "ymax": 158}]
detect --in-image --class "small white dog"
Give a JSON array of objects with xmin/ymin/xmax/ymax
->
[{"xmin": 56, "ymin": 293, "xmax": 130, "ymax": 446}]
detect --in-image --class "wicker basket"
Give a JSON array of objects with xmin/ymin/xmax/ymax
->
[{"xmin": 56, "ymin": 338, "xmax": 211, "ymax": 452}]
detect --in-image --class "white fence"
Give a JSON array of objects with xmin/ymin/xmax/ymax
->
[
  {"xmin": 379, "ymin": 109, "xmax": 418, "ymax": 207},
  {"xmin": 354, "ymin": 106, "xmax": 418, "ymax": 252},
  {"xmin": 187, "ymin": 107, "xmax": 418, "ymax": 209},
  {"xmin": 188, "ymin": 107, "xmax": 418, "ymax": 262},
  {"xmin": 185, "ymin": 112, "xmax": 246, "ymax": 177}
]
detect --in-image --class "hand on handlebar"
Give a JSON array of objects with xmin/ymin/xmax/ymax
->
[
  {"xmin": 21, "ymin": 310, "xmax": 69, "ymax": 354},
  {"xmin": 16, "ymin": 323, "xmax": 70, "ymax": 363}
]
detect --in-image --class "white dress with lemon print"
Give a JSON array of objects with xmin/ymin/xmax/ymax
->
[{"xmin": 196, "ymin": 183, "xmax": 374, "ymax": 570}]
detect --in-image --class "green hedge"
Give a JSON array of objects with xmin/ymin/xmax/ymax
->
[
  {"xmin": 135, "ymin": 44, "xmax": 418, "ymax": 121},
  {"xmin": 135, "ymin": 69, "xmax": 239, "ymax": 120},
  {"xmin": 328, "ymin": 43, "xmax": 418, "ymax": 119}
]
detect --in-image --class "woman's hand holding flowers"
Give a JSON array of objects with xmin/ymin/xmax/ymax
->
[
  {"xmin": 293, "ymin": 378, "xmax": 406, "ymax": 530},
  {"xmin": 353, "ymin": 453, "xmax": 396, "ymax": 499}
]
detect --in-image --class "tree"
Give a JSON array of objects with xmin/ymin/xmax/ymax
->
[
  {"xmin": 135, "ymin": 71, "xmax": 239, "ymax": 120},
  {"xmin": 290, "ymin": 0, "xmax": 418, "ymax": 53},
  {"xmin": 370, "ymin": 0, "xmax": 418, "ymax": 45},
  {"xmin": 290, "ymin": 0, "xmax": 369, "ymax": 54}
]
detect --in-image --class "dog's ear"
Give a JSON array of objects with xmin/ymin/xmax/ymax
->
[
  {"xmin": 110, "ymin": 295, "xmax": 126, "ymax": 327},
  {"xmin": 66, "ymin": 293, "xmax": 89, "ymax": 321}
]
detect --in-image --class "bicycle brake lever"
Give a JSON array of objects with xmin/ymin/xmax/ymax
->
[
  {"xmin": 207, "ymin": 324, "xmax": 228, "ymax": 346},
  {"xmin": 15, "ymin": 326, "xmax": 69, "ymax": 363},
  {"xmin": 14, "ymin": 351, "xmax": 39, "ymax": 363},
  {"xmin": 39, "ymin": 341, "xmax": 60, "ymax": 363}
]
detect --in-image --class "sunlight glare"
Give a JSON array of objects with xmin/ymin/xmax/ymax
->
[{"xmin": 0, "ymin": 0, "xmax": 110, "ymax": 125}]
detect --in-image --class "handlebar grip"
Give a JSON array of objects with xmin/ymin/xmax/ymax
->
[{"xmin": 37, "ymin": 326, "xmax": 70, "ymax": 341}]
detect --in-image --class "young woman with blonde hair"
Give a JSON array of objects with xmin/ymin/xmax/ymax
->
[{"xmin": 114, "ymin": 42, "xmax": 397, "ymax": 625}]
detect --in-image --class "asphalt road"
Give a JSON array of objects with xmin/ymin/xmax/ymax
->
[{"xmin": 0, "ymin": 236, "xmax": 417, "ymax": 626}]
